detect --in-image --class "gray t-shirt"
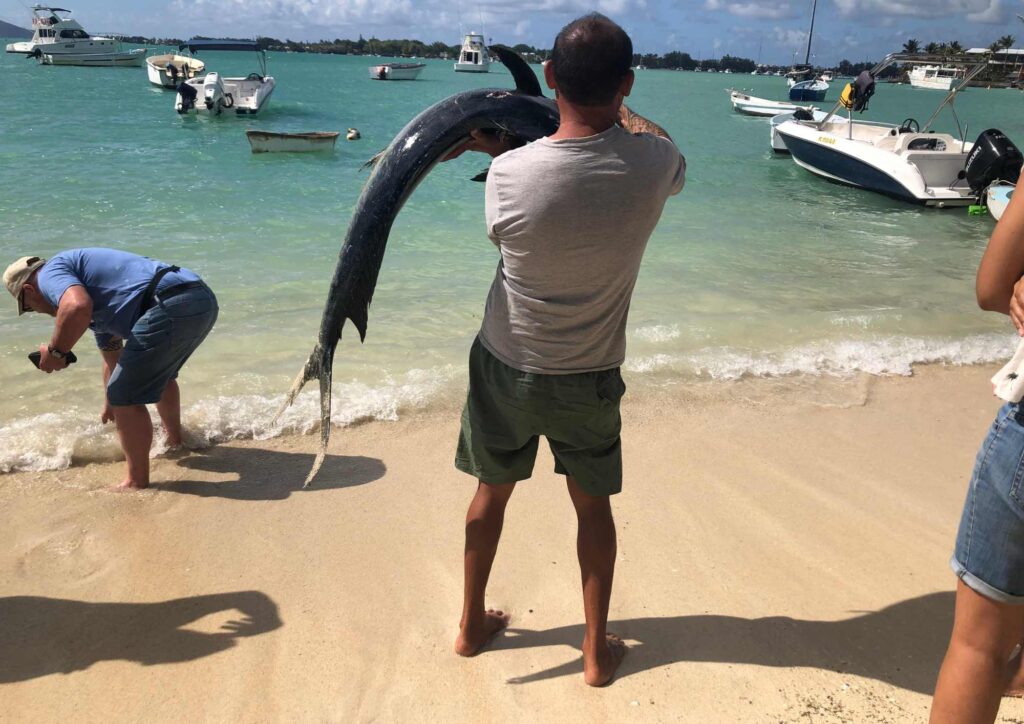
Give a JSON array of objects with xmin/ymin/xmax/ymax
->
[{"xmin": 479, "ymin": 125, "xmax": 685, "ymax": 374}]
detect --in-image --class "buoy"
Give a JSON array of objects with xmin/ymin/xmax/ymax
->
[{"xmin": 347, "ymin": 128, "xmax": 361, "ymax": 141}]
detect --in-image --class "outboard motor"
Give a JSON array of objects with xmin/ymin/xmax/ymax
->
[
  {"xmin": 203, "ymin": 72, "xmax": 226, "ymax": 113},
  {"xmin": 174, "ymin": 81, "xmax": 198, "ymax": 114},
  {"xmin": 964, "ymin": 129, "xmax": 1023, "ymax": 196}
]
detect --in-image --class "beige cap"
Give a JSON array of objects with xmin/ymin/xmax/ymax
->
[{"xmin": 3, "ymin": 256, "xmax": 46, "ymax": 315}]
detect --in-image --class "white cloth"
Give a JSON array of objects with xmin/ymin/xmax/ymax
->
[{"xmin": 992, "ymin": 338, "xmax": 1024, "ymax": 402}]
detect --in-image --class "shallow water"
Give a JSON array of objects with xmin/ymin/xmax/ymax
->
[{"xmin": 1, "ymin": 48, "xmax": 1022, "ymax": 470}]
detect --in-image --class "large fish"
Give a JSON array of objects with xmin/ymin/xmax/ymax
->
[{"xmin": 281, "ymin": 46, "xmax": 560, "ymax": 485}]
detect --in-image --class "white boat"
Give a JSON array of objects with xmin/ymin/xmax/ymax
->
[
  {"xmin": 987, "ymin": 183, "xmax": 1015, "ymax": 221},
  {"xmin": 819, "ymin": 70, "xmax": 834, "ymax": 82},
  {"xmin": 5, "ymin": 5, "xmax": 118, "ymax": 55},
  {"xmin": 368, "ymin": 62, "xmax": 425, "ymax": 80},
  {"xmin": 174, "ymin": 39, "xmax": 275, "ymax": 116},
  {"xmin": 147, "ymin": 52, "xmax": 205, "ymax": 88},
  {"xmin": 36, "ymin": 47, "xmax": 144, "ymax": 66},
  {"xmin": 774, "ymin": 54, "xmax": 1021, "ymax": 208},
  {"xmin": 246, "ymin": 130, "xmax": 339, "ymax": 153},
  {"xmin": 727, "ymin": 89, "xmax": 813, "ymax": 117},
  {"xmin": 769, "ymin": 108, "xmax": 845, "ymax": 153},
  {"xmin": 909, "ymin": 65, "xmax": 965, "ymax": 91},
  {"xmin": 454, "ymin": 32, "xmax": 489, "ymax": 73}
]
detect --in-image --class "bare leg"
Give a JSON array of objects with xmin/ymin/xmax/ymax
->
[
  {"xmin": 455, "ymin": 480, "xmax": 515, "ymax": 656},
  {"xmin": 566, "ymin": 476, "xmax": 625, "ymax": 686},
  {"xmin": 112, "ymin": 404, "xmax": 153, "ymax": 489},
  {"xmin": 931, "ymin": 580, "xmax": 1024, "ymax": 723},
  {"xmin": 155, "ymin": 380, "xmax": 182, "ymax": 448},
  {"xmin": 1005, "ymin": 643, "xmax": 1024, "ymax": 697}
]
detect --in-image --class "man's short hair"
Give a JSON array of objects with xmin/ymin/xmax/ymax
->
[{"xmin": 550, "ymin": 14, "xmax": 633, "ymax": 106}]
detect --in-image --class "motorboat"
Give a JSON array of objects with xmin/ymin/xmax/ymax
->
[
  {"xmin": 246, "ymin": 130, "xmax": 339, "ymax": 153},
  {"xmin": 454, "ymin": 32, "xmax": 489, "ymax": 73},
  {"xmin": 5, "ymin": 5, "xmax": 118, "ymax": 55},
  {"xmin": 174, "ymin": 39, "xmax": 275, "ymax": 116},
  {"xmin": 368, "ymin": 62, "xmax": 425, "ymax": 80},
  {"xmin": 34, "ymin": 47, "xmax": 144, "ymax": 66},
  {"xmin": 909, "ymin": 65, "xmax": 965, "ymax": 91},
  {"xmin": 789, "ymin": 78, "xmax": 829, "ymax": 102},
  {"xmin": 774, "ymin": 54, "xmax": 1023, "ymax": 208},
  {"xmin": 820, "ymin": 70, "xmax": 834, "ymax": 82},
  {"xmin": 987, "ymin": 183, "xmax": 1015, "ymax": 221},
  {"xmin": 147, "ymin": 52, "xmax": 205, "ymax": 88},
  {"xmin": 727, "ymin": 89, "xmax": 814, "ymax": 117},
  {"xmin": 769, "ymin": 108, "xmax": 846, "ymax": 153}
]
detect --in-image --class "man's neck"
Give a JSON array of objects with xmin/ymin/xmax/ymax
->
[{"xmin": 548, "ymin": 99, "xmax": 619, "ymax": 141}]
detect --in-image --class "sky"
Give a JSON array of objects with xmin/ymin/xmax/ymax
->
[{"xmin": 1, "ymin": 0, "xmax": 1021, "ymax": 65}]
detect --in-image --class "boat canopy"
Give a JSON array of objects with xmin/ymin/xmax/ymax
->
[{"xmin": 179, "ymin": 38, "xmax": 261, "ymax": 53}]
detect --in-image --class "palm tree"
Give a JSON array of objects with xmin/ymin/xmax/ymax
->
[
  {"xmin": 925, "ymin": 41, "xmax": 940, "ymax": 55},
  {"xmin": 947, "ymin": 40, "xmax": 963, "ymax": 56},
  {"xmin": 999, "ymin": 35, "xmax": 1016, "ymax": 50},
  {"xmin": 902, "ymin": 38, "xmax": 920, "ymax": 54}
]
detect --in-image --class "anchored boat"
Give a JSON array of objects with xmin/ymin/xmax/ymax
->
[
  {"xmin": 368, "ymin": 62, "xmax": 425, "ymax": 80},
  {"xmin": 34, "ymin": 47, "xmax": 144, "ymax": 66},
  {"xmin": 147, "ymin": 52, "xmax": 205, "ymax": 88},
  {"xmin": 174, "ymin": 39, "xmax": 275, "ymax": 116},
  {"xmin": 6, "ymin": 5, "xmax": 118, "ymax": 55},
  {"xmin": 454, "ymin": 32, "xmax": 489, "ymax": 73},
  {"xmin": 246, "ymin": 130, "xmax": 340, "ymax": 153},
  {"xmin": 727, "ymin": 89, "xmax": 814, "ymax": 117}
]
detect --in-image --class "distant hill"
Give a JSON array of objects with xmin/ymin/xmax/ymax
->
[{"xmin": 0, "ymin": 20, "xmax": 31, "ymax": 39}]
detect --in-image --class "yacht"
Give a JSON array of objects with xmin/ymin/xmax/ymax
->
[
  {"xmin": 5, "ymin": 6, "xmax": 118, "ymax": 55},
  {"xmin": 174, "ymin": 39, "xmax": 275, "ymax": 116},
  {"xmin": 774, "ymin": 54, "xmax": 1022, "ymax": 207},
  {"xmin": 454, "ymin": 32, "xmax": 489, "ymax": 73},
  {"xmin": 909, "ymin": 65, "xmax": 965, "ymax": 91}
]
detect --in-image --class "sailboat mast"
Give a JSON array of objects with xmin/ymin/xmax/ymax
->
[{"xmin": 803, "ymin": 0, "xmax": 817, "ymax": 65}]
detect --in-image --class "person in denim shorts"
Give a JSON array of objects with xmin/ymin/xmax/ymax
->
[
  {"xmin": 4, "ymin": 248, "xmax": 218, "ymax": 490},
  {"xmin": 443, "ymin": 14, "xmax": 685, "ymax": 686},
  {"xmin": 932, "ymin": 189, "xmax": 1024, "ymax": 722}
]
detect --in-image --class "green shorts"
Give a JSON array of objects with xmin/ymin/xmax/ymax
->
[{"xmin": 454, "ymin": 337, "xmax": 626, "ymax": 496}]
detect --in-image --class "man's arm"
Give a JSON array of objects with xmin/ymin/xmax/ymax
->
[
  {"xmin": 99, "ymin": 344, "xmax": 123, "ymax": 423},
  {"xmin": 38, "ymin": 285, "xmax": 93, "ymax": 373}
]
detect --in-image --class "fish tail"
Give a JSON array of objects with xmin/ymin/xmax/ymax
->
[
  {"xmin": 276, "ymin": 344, "xmax": 322, "ymax": 418},
  {"xmin": 275, "ymin": 343, "xmax": 335, "ymax": 487}
]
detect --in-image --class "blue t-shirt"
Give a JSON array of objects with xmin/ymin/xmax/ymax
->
[{"xmin": 37, "ymin": 248, "xmax": 200, "ymax": 348}]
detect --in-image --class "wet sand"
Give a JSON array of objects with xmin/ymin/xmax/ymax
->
[{"xmin": 3, "ymin": 364, "xmax": 1024, "ymax": 722}]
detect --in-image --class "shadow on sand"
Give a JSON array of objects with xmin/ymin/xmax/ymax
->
[
  {"xmin": 155, "ymin": 445, "xmax": 386, "ymax": 500},
  {"xmin": 498, "ymin": 591, "xmax": 953, "ymax": 693},
  {"xmin": 0, "ymin": 591, "xmax": 282, "ymax": 683}
]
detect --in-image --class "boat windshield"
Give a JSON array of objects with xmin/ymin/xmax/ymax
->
[{"xmin": 58, "ymin": 28, "xmax": 88, "ymax": 39}]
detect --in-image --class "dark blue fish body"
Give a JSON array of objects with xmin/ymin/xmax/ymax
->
[{"xmin": 282, "ymin": 48, "xmax": 559, "ymax": 483}]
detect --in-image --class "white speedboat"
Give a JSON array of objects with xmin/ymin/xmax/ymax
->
[
  {"xmin": 368, "ymin": 62, "xmax": 425, "ymax": 80},
  {"xmin": 727, "ymin": 89, "xmax": 813, "ymax": 117},
  {"xmin": 987, "ymin": 183, "xmax": 1015, "ymax": 221},
  {"xmin": 36, "ymin": 47, "xmax": 144, "ymax": 66},
  {"xmin": 147, "ymin": 52, "xmax": 205, "ymax": 88},
  {"xmin": 774, "ymin": 53, "xmax": 1022, "ymax": 208},
  {"xmin": 174, "ymin": 39, "xmax": 275, "ymax": 116},
  {"xmin": 246, "ymin": 130, "xmax": 339, "ymax": 153},
  {"xmin": 454, "ymin": 32, "xmax": 489, "ymax": 73},
  {"xmin": 909, "ymin": 65, "xmax": 965, "ymax": 91},
  {"xmin": 5, "ymin": 5, "xmax": 118, "ymax": 55}
]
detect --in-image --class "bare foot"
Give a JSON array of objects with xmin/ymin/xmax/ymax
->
[
  {"xmin": 455, "ymin": 609, "xmax": 510, "ymax": 656},
  {"xmin": 583, "ymin": 633, "xmax": 627, "ymax": 687},
  {"xmin": 112, "ymin": 479, "xmax": 149, "ymax": 491}
]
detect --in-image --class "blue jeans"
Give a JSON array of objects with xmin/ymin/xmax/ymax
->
[
  {"xmin": 106, "ymin": 283, "xmax": 218, "ymax": 406},
  {"xmin": 952, "ymin": 402, "xmax": 1024, "ymax": 605}
]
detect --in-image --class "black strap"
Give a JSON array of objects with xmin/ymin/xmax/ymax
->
[{"xmin": 139, "ymin": 265, "xmax": 180, "ymax": 314}]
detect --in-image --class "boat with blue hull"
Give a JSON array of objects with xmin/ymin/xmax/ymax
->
[
  {"xmin": 789, "ymin": 79, "xmax": 828, "ymax": 102},
  {"xmin": 774, "ymin": 53, "xmax": 1023, "ymax": 208}
]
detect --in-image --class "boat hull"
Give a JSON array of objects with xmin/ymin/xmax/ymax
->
[
  {"xmin": 789, "ymin": 80, "xmax": 829, "ymax": 102},
  {"xmin": 729, "ymin": 90, "xmax": 811, "ymax": 117},
  {"xmin": 453, "ymin": 62, "xmax": 489, "ymax": 72},
  {"xmin": 177, "ymin": 75, "xmax": 275, "ymax": 115},
  {"xmin": 988, "ymin": 184, "xmax": 1014, "ymax": 221},
  {"xmin": 246, "ymin": 131, "xmax": 339, "ymax": 153},
  {"xmin": 40, "ymin": 49, "xmax": 145, "ymax": 67},
  {"xmin": 368, "ymin": 63, "xmax": 425, "ymax": 80}
]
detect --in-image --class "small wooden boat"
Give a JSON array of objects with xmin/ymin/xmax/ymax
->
[
  {"xmin": 727, "ymin": 89, "xmax": 813, "ymax": 117},
  {"xmin": 246, "ymin": 130, "xmax": 340, "ymax": 153},
  {"xmin": 368, "ymin": 62, "xmax": 425, "ymax": 80}
]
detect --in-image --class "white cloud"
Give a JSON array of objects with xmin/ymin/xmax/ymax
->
[
  {"xmin": 834, "ymin": 0, "xmax": 1005, "ymax": 22},
  {"xmin": 705, "ymin": 0, "xmax": 796, "ymax": 19},
  {"xmin": 772, "ymin": 25, "xmax": 808, "ymax": 49},
  {"xmin": 966, "ymin": 0, "xmax": 1007, "ymax": 23}
]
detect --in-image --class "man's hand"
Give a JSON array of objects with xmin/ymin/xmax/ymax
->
[
  {"xmin": 443, "ymin": 129, "xmax": 510, "ymax": 161},
  {"xmin": 1010, "ymin": 276, "xmax": 1024, "ymax": 335},
  {"xmin": 37, "ymin": 343, "xmax": 68, "ymax": 373},
  {"xmin": 100, "ymin": 401, "xmax": 115, "ymax": 424}
]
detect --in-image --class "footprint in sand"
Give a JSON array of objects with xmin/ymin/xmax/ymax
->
[{"xmin": 15, "ymin": 526, "xmax": 109, "ymax": 583}]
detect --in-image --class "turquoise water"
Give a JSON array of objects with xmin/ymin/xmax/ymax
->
[{"xmin": 2, "ymin": 47, "xmax": 1022, "ymax": 470}]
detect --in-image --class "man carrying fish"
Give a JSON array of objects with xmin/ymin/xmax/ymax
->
[
  {"xmin": 4, "ymin": 248, "xmax": 218, "ymax": 490},
  {"xmin": 446, "ymin": 14, "xmax": 685, "ymax": 686}
]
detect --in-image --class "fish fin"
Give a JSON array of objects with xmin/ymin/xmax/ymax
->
[
  {"xmin": 489, "ymin": 45, "xmax": 543, "ymax": 97},
  {"xmin": 303, "ymin": 354, "xmax": 334, "ymax": 487},
  {"xmin": 471, "ymin": 169, "xmax": 489, "ymax": 182},
  {"xmin": 361, "ymin": 150, "xmax": 386, "ymax": 170},
  {"xmin": 275, "ymin": 344, "xmax": 321, "ymax": 421}
]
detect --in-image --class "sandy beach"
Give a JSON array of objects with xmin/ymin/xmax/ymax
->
[{"xmin": 4, "ymin": 363, "xmax": 1024, "ymax": 722}]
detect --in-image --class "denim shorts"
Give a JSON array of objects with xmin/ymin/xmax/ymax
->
[
  {"xmin": 106, "ymin": 283, "xmax": 218, "ymax": 406},
  {"xmin": 952, "ymin": 401, "xmax": 1024, "ymax": 605},
  {"xmin": 454, "ymin": 337, "xmax": 626, "ymax": 496}
]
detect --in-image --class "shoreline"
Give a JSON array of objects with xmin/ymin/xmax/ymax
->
[{"xmin": 4, "ymin": 363, "xmax": 1024, "ymax": 721}]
